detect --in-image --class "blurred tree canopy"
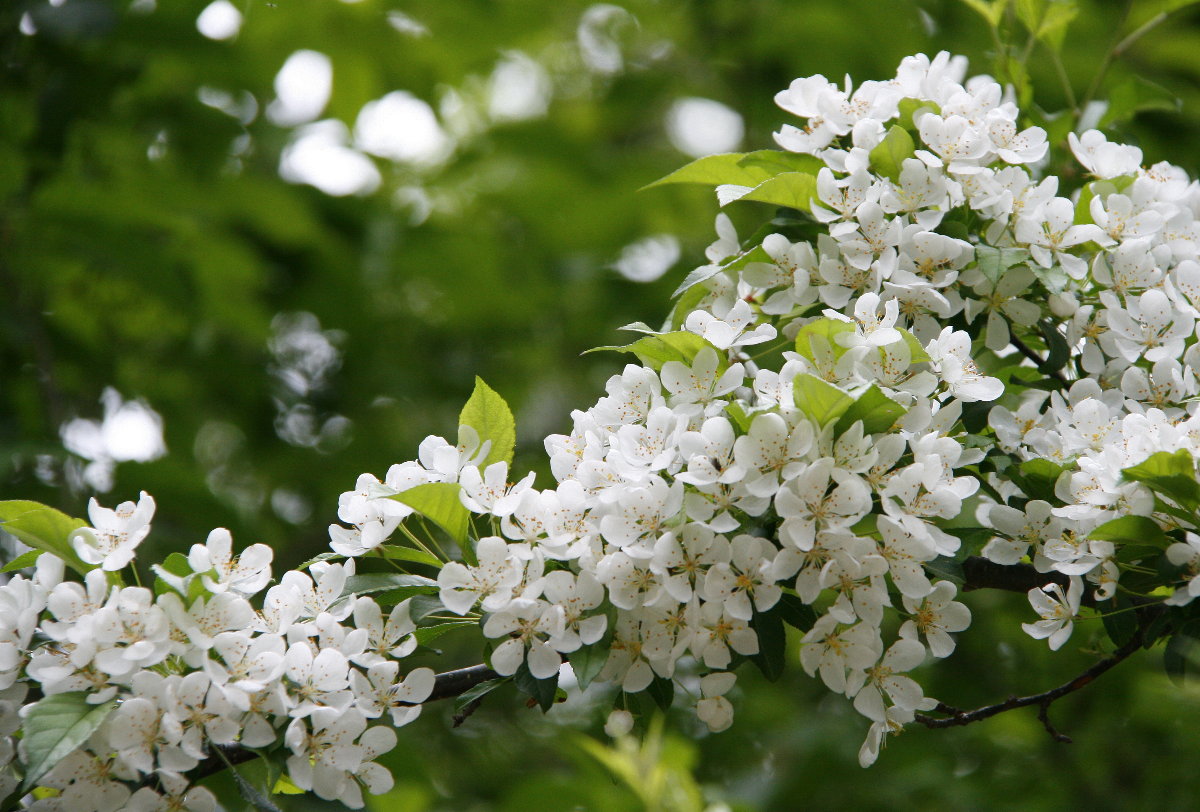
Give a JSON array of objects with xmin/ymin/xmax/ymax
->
[{"xmin": 6, "ymin": 0, "xmax": 1200, "ymax": 809}]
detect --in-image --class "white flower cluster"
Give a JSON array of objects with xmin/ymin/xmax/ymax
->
[
  {"xmin": 8, "ymin": 50, "xmax": 1200, "ymax": 807},
  {"xmin": 1, "ymin": 494, "xmax": 434, "ymax": 810}
]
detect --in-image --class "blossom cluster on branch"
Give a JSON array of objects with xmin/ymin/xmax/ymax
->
[{"xmin": 5, "ymin": 50, "xmax": 1200, "ymax": 810}]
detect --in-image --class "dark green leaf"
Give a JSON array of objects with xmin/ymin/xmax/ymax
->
[
  {"xmin": 748, "ymin": 608, "xmax": 787, "ymax": 682},
  {"xmin": 1011, "ymin": 459, "xmax": 1069, "ymax": 503},
  {"xmin": 645, "ymin": 675, "xmax": 675, "ymax": 711},
  {"xmin": 775, "ymin": 592, "xmax": 818, "ymax": 632},
  {"xmin": 377, "ymin": 545, "xmax": 444, "ymax": 569},
  {"xmin": 340, "ymin": 573, "xmax": 438, "ymax": 600},
  {"xmin": 453, "ymin": 678, "xmax": 509, "ymax": 714},
  {"xmin": 567, "ymin": 638, "xmax": 611, "ymax": 692},
  {"xmin": 514, "ymin": 661, "xmax": 559, "ymax": 713}
]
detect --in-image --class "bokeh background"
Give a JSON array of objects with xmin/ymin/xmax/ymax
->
[{"xmin": 6, "ymin": 0, "xmax": 1200, "ymax": 809}]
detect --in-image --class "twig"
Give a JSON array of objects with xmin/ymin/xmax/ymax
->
[{"xmin": 913, "ymin": 622, "xmax": 1145, "ymax": 740}]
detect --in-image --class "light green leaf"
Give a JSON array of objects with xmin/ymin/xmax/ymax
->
[
  {"xmin": 459, "ymin": 377, "xmax": 516, "ymax": 469},
  {"xmin": 793, "ymin": 374, "xmax": 853, "ymax": 427},
  {"xmin": 1089, "ymin": 516, "xmax": 1170, "ymax": 547},
  {"xmin": 958, "ymin": 0, "xmax": 1010, "ymax": 27},
  {"xmin": 390, "ymin": 483, "xmax": 471, "ymax": 545},
  {"xmin": 21, "ymin": 693, "xmax": 117, "ymax": 793},
  {"xmin": 974, "ymin": 245, "xmax": 1031, "ymax": 286},
  {"xmin": 868, "ymin": 125, "xmax": 915, "ymax": 183},
  {"xmin": 732, "ymin": 172, "xmax": 819, "ymax": 212},
  {"xmin": 1122, "ymin": 449, "xmax": 1200, "ymax": 511},
  {"xmin": 585, "ymin": 331, "xmax": 725, "ymax": 373},
  {"xmin": 0, "ymin": 501, "xmax": 90, "ymax": 575},
  {"xmin": 793, "ymin": 318, "xmax": 856, "ymax": 364},
  {"xmin": 377, "ymin": 545, "xmax": 444, "ymax": 569},
  {"xmin": 834, "ymin": 384, "xmax": 908, "ymax": 435},
  {"xmin": 899, "ymin": 329, "xmax": 931, "ymax": 364},
  {"xmin": 0, "ymin": 550, "xmax": 42, "ymax": 573},
  {"xmin": 642, "ymin": 150, "xmax": 822, "ymax": 191}
]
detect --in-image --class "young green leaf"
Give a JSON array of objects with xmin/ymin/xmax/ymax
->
[
  {"xmin": 20, "ymin": 693, "xmax": 117, "ymax": 793},
  {"xmin": 868, "ymin": 125, "xmax": 915, "ymax": 183},
  {"xmin": 793, "ymin": 374, "xmax": 853, "ymax": 427},
  {"xmin": 585, "ymin": 331, "xmax": 724, "ymax": 373},
  {"xmin": 0, "ymin": 500, "xmax": 90, "ymax": 575},
  {"xmin": 390, "ymin": 483, "xmax": 471, "ymax": 545},
  {"xmin": 834, "ymin": 384, "xmax": 908, "ymax": 436},
  {"xmin": 732, "ymin": 172, "xmax": 819, "ymax": 212},
  {"xmin": 459, "ymin": 377, "xmax": 516, "ymax": 469}
]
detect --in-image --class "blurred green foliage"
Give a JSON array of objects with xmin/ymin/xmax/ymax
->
[{"xmin": 7, "ymin": 0, "xmax": 1200, "ymax": 809}]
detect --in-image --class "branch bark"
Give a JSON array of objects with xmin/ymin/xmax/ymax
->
[{"xmin": 913, "ymin": 608, "xmax": 1157, "ymax": 741}]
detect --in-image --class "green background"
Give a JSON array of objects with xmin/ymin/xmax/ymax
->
[{"xmin": 5, "ymin": 0, "xmax": 1200, "ymax": 808}]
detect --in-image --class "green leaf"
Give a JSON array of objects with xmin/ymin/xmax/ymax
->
[
  {"xmin": 899, "ymin": 329, "xmax": 931, "ymax": 364},
  {"xmin": 377, "ymin": 545, "xmax": 444, "ymax": 569},
  {"xmin": 0, "ymin": 549, "xmax": 42, "ymax": 573},
  {"xmin": 585, "ymin": 331, "xmax": 724, "ymax": 373},
  {"xmin": 459, "ymin": 377, "xmax": 516, "ymax": 469},
  {"xmin": 924, "ymin": 555, "xmax": 965, "ymax": 587},
  {"xmin": 733, "ymin": 172, "xmax": 819, "ymax": 212},
  {"xmin": 1017, "ymin": 0, "xmax": 1078, "ymax": 49},
  {"xmin": 958, "ymin": 0, "xmax": 1008, "ymax": 27},
  {"xmin": 297, "ymin": 551, "xmax": 340, "ymax": 570},
  {"xmin": 724, "ymin": 401, "xmax": 753, "ymax": 433},
  {"xmin": 775, "ymin": 592, "xmax": 818, "ymax": 632},
  {"xmin": 1011, "ymin": 458, "xmax": 1069, "ymax": 503},
  {"xmin": 868, "ymin": 125, "xmax": 915, "ymax": 183},
  {"xmin": 227, "ymin": 763, "xmax": 284, "ymax": 812},
  {"xmin": 567, "ymin": 639, "xmax": 610, "ymax": 691},
  {"xmin": 414, "ymin": 621, "xmax": 474, "ymax": 646},
  {"xmin": 1089, "ymin": 516, "xmax": 1170, "ymax": 548},
  {"xmin": 641, "ymin": 152, "xmax": 770, "ymax": 190},
  {"xmin": 1101, "ymin": 597, "xmax": 1139, "ymax": 648},
  {"xmin": 793, "ymin": 318, "xmax": 856, "ymax": 364},
  {"xmin": 0, "ymin": 500, "xmax": 90, "ymax": 575},
  {"xmin": 514, "ymin": 661, "xmax": 559, "ymax": 713},
  {"xmin": 645, "ymin": 675, "xmax": 675, "ymax": 711},
  {"xmin": 1164, "ymin": 620, "xmax": 1200, "ymax": 686},
  {"xmin": 672, "ymin": 245, "xmax": 772, "ymax": 299},
  {"xmin": 834, "ymin": 384, "xmax": 908, "ymax": 436},
  {"xmin": 1039, "ymin": 321, "xmax": 1070, "ymax": 373},
  {"xmin": 1122, "ymin": 450, "xmax": 1200, "ymax": 511},
  {"xmin": 749, "ymin": 608, "xmax": 787, "ymax": 682},
  {"xmin": 897, "ymin": 97, "xmax": 941, "ymax": 130},
  {"xmin": 642, "ymin": 150, "xmax": 822, "ymax": 191},
  {"xmin": 793, "ymin": 374, "xmax": 853, "ymax": 427},
  {"xmin": 390, "ymin": 483, "xmax": 471, "ymax": 545},
  {"xmin": 340, "ymin": 573, "xmax": 438, "ymax": 600},
  {"xmin": 974, "ymin": 245, "xmax": 1030, "ymax": 286},
  {"xmin": 20, "ymin": 693, "xmax": 117, "ymax": 793},
  {"xmin": 453, "ymin": 677, "xmax": 509, "ymax": 714},
  {"xmin": 406, "ymin": 594, "xmax": 445, "ymax": 624},
  {"xmin": 1100, "ymin": 75, "xmax": 1180, "ymax": 128}
]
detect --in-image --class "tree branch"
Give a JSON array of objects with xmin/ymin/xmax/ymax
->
[
  {"xmin": 184, "ymin": 663, "xmax": 500, "ymax": 785},
  {"xmin": 913, "ymin": 616, "xmax": 1149, "ymax": 740},
  {"xmin": 960, "ymin": 557, "xmax": 1095, "ymax": 607}
]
